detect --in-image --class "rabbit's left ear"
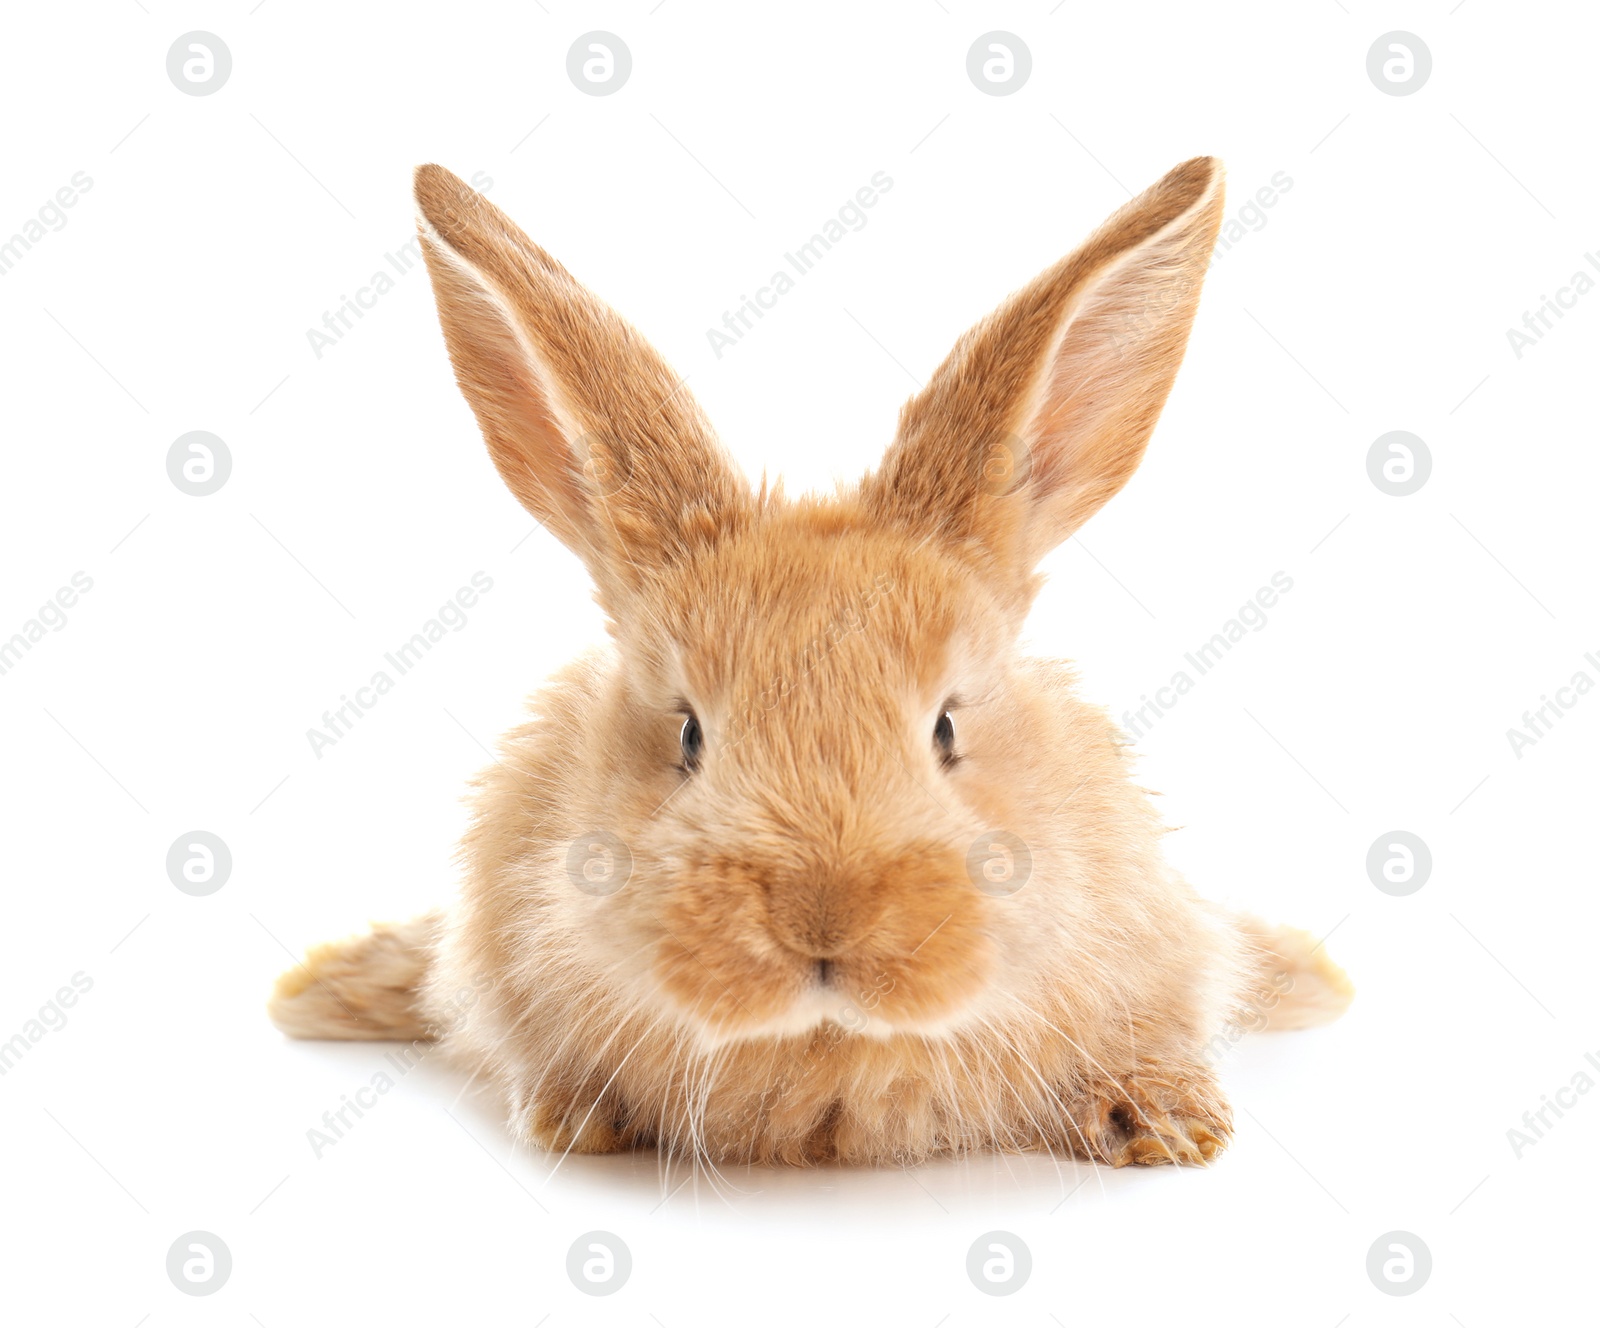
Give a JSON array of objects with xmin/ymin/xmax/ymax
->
[{"xmin": 865, "ymin": 157, "xmax": 1224, "ymax": 578}]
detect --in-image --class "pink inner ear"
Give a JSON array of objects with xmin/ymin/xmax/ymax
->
[
  {"xmin": 1014, "ymin": 190, "xmax": 1222, "ymax": 561},
  {"xmin": 423, "ymin": 234, "xmax": 595, "ymax": 557}
]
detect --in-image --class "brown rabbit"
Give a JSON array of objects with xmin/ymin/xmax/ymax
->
[{"xmin": 269, "ymin": 157, "xmax": 1351, "ymax": 1168}]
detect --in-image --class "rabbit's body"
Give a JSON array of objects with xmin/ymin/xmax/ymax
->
[{"xmin": 269, "ymin": 158, "xmax": 1351, "ymax": 1167}]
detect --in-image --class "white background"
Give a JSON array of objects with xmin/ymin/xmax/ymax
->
[{"xmin": 2, "ymin": 2, "xmax": 1595, "ymax": 1323}]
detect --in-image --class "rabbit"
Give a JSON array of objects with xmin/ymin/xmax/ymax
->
[{"xmin": 268, "ymin": 156, "xmax": 1351, "ymax": 1168}]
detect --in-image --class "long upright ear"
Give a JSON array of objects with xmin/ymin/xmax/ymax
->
[
  {"xmin": 414, "ymin": 164, "xmax": 748, "ymax": 594},
  {"xmin": 864, "ymin": 157, "xmax": 1224, "ymax": 580}
]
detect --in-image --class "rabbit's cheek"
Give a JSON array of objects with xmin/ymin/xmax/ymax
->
[
  {"xmin": 827, "ymin": 884, "xmax": 993, "ymax": 1032},
  {"xmin": 650, "ymin": 881, "xmax": 806, "ymax": 1036}
]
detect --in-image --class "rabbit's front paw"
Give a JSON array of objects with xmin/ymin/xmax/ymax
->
[
  {"xmin": 526, "ymin": 1109, "xmax": 629, "ymax": 1155},
  {"xmin": 511, "ymin": 1086, "xmax": 636, "ymax": 1155},
  {"xmin": 1081, "ymin": 1068, "xmax": 1232, "ymax": 1167}
]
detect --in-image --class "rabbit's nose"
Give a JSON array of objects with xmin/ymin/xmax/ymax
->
[
  {"xmin": 776, "ymin": 926, "xmax": 851, "ymax": 962},
  {"xmin": 770, "ymin": 901, "xmax": 871, "ymax": 964}
]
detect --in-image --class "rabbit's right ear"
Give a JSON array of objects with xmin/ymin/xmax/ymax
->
[{"xmin": 414, "ymin": 165, "xmax": 748, "ymax": 594}]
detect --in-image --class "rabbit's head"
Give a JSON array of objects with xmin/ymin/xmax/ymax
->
[{"xmin": 416, "ymin": 159, "xmax": 1224, "ymax": 1049}]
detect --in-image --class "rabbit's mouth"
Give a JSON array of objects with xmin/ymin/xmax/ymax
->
[{"xmin": 767, "ymin": 961, "xmax": 995, "ymax": 1044}]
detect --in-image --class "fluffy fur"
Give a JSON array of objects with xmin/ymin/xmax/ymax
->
[{"xmin": 268, "ymin": 158, "xmax": 1351, "ymax": 1168}]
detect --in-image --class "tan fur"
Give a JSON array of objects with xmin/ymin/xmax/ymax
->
[
  {"xmin": 268, "ymin": 158, "xmax": 1351, "ymax": 1168},
  {"xmin": 1236, "ymin": 918, "xmax": 1355, "ymax": 1031},
  {"xmin": 267, "ymin": 913, "xmax": 441, "ymax": 1040}
]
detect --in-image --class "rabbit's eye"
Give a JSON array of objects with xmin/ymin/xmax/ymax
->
[
  {"xmin": 679, "ymin": 712, "xmax": 704, "ymax": 772},
  {"xmin": 933, "ymin": 710, "xmax": 956, "ymax": 765}
]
